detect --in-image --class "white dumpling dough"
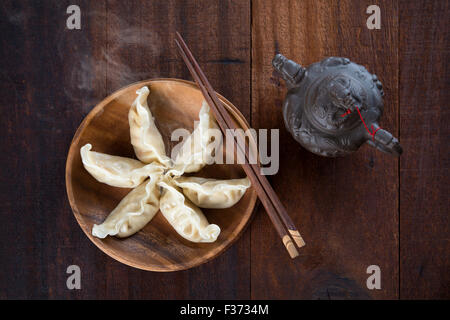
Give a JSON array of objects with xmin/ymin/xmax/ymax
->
[
  {"xmin": 80, "ymin": 144, "xmax": 164, "ymax": 188},
  {"xmin": 173, "ymin": 176, "xmax": 251, "ymax": 209},
  {"xmin": 168, "ymin": 101, "xmax": 220, "ymax": 176},
  {"xmin": 129, "ymin": 86, "xmax": 170, "ymax": 166},
  {"xmin": 92, "ymin": 174, "xmax": 161, "ymax": 239},
  {"xmin": 159, "ymin": 180, "xmax": 220, "ymax": 243}
]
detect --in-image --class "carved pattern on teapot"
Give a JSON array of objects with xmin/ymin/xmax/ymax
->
[{"xmin": 272, "ymin": 54, "xmax": 402, "ymax": 157}]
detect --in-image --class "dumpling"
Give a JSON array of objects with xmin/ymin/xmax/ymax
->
[
  {"xmin": 168, "ymin": 101, "xmax": 220, "ymax": 176},
  {"xmin": 173, "ymin": 177, "xmax": 251, "ymax": 209},
  {"xmin": 129, "ymin": 86, "xmax": 170, "ymax": 166},
  {"xmin": 92, "ymin": 173, "xmax": 161, "ymax": 239},
  {"xmin": 158, "ymin": 180, "xmax": 220, "ymax": 243},
  {"xmin": 80, "ymin": 144, "xmax": 164, "ymax": 188}
]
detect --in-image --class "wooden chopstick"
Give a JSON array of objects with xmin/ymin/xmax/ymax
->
[
  {"xmin": 174, "ymin": 39, "xmax": 299, "ymax": 259},
  {"xmin": 175, "ymin": 32, "xmax": 305, "ymax": 258},
  {"xmin": 175, "ymin": 32, "xmax": 305, "ymax": 250}
]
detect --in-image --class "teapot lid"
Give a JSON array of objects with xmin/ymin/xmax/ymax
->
[{"xmin": 300, "ymin": 57, "xmax": 385, "ymax": 135}]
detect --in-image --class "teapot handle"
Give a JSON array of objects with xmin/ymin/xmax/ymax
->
[{"xmin": 366, "ymin": 124, "xmax": 403, "ymax": 157}]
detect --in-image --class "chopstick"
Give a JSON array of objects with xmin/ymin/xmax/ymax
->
[{"xmin": 175, "ymin": 32, "xmax": 305, "ymax": 258}]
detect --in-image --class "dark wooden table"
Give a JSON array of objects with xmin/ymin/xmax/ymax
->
[{"xmin": 0, "ymin": 0, "xmax": 448, "ymax": 299}]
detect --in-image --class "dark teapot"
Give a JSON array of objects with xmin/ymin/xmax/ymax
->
[{"xmin": 272, "ymin": 54, "xmax": 402, "ymax": 157}]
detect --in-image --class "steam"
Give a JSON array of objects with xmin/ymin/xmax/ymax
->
[{"xmin": 59, "ymin": 11, "xmax": 162, "ymax": 111}]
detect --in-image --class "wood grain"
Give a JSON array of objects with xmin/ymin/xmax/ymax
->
[
  {"xmin": 251, "ymin": 0, "xmax": 399, "ymax": 299},
  {"xmin": 399, "ymin": 0, "xmax": 450, "ymax": 299},
  {"xmin": 0, "ymin": 0, "xmax": 251, "ymax": 299},
  {"xmin": 0, "ymin": 0, "xmax": 109, "ymax": 300},
  {"xmin": 0, "ymin": 0, "xmax": 448, "ymax": 299}
]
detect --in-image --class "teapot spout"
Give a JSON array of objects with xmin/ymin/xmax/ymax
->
[
  {"xmin": 366, "ymin": 123, "xmax": 403, "ymax": 157},
  {"xmin": 272, "ymin": 54, "xmax": 305, "ymax": 88}
]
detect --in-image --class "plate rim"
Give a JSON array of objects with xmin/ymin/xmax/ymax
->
[{"xmin": 65, "ymin": 78, "xmax": 258, "ymax": 272}]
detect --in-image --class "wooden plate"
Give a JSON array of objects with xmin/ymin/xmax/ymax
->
[{"xmin": 65, "ymin": 79, "xmax": 257, "ymax": 272}]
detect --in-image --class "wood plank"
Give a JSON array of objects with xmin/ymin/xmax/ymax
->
[
  {"xmin": 105, "ymin": 0, "xmax": 251, "ymax": 300},
  {"xmin": 399, "ymin": 0, "xmax": 450, "ymax": 299},
  {"xmin": 251, "ymin": 0, "xmax": 399, "ymax": 299},
  {"xmin": 0, "ymin": 0, "xmax": 109, "ymax": 299},
  {"xmin": 0, "ymin": 0, "xmax": 251, "ymax": 298},
  {"xmin": 3, "ymin": 0, "xmax": 447, "ymax": 300}
]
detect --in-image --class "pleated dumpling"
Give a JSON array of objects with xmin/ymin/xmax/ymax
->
[
  {"xmin": 92, "ymin": 173, "xmax": 161, "ymax": 239},
  {"xmin": 80, "ymin": 144, "xmax": 164, "ymax": 188},
  {"xmin": 158, "ymin": 180, "xmax": 220, "ymax": 243},
  {"xmin": 129, "ymin": 86, "xmax": 170, "ymax": 166},
  {"xmin": 173, "ymin": 176, "xmax": 251, "ymax": 209},
  {"xmin": 168, "ymin": 101, "xmax": 220, "ymax": 176}
]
